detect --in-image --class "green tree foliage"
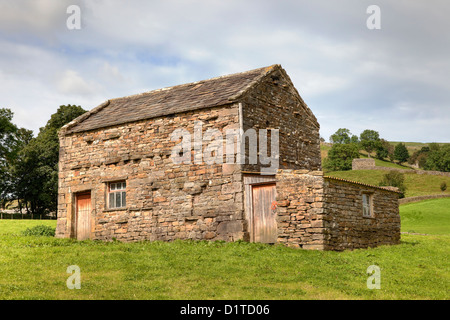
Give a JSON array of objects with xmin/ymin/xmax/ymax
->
[
  {"xmin": 329, "ymin": 128, "xmax": 358, "ymax": 145},
  {"xmin": 359, "ymin": 129, "xmax": 381, "ymax": 158},
  {"xmin": 408, "ymin": 146, "xmax": 430, "ymax": 168},
  {"xmin": 0, "ymin": 108, "xmax": 20, "ymax": 201},
  {"xmin": 378, "ymin": 170, "xmax": 406, "ymax": 198},
  {"xmin": 323, "ymin": 143, "xmax": 360, "ymax": 171},
  {"xmin": 20, "ymin": 105, "xmax": 86, "ymax": 215},
  {"xmin": 376, "ymin": 139, "xmax": 393, "ymax": 160},
  {"xmin": 3, "ymin": 105, "xmax": 86, "ymax": 215},
  {"xmin": 393, "ymin": 143, "xmax": 409, "ymax": 164},
  {"xmin": 424, "ymin": 145, "xmax": 450, "ymax": 172}
]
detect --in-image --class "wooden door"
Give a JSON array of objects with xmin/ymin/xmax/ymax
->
[
  {"xmin": 76, "ymin": 192, "xmax": 91, "ymax": 240},
  {"xmin": 252, "ymin": 183, "xmax": 277, "ymax": 243}
]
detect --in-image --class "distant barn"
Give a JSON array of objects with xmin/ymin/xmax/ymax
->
[{"xmin": 56, "ymin": 64, "xmax": 400, "ymax": 250}]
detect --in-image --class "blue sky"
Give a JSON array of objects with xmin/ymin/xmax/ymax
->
[{"xmin": 0, "ymin": 0, "xmax": 449, "ymax": 142}]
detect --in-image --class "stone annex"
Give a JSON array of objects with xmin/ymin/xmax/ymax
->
[{"xmin": 56, "ymin": 64, "xmax": 401, "ymax": 250}]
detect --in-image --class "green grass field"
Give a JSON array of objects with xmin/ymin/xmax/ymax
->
[
  {"xmin": 0, "ymin": 198, "xmax": 449, "ymax": 300},
  {"xmin": 400, "ymin": 198, "xmax": 450, "ymax": 235}
]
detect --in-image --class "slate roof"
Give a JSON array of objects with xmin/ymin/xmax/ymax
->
[{"xmin": 64, "ymin": 64, "xmax": 281, "ymax": 134}]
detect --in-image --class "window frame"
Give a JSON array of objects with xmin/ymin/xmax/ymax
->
[
  {"xmin": 362, "ymin": 192, "xmax": 374, "ymax": 218},
  {"xmin": 107, "ymin": 181, "xmax": 127, "ymax": 210}
]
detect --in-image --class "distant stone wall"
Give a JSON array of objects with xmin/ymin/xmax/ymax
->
[
  {"xmin": 399, "ymin": 194, "xmax": 450, "ymax": 204},
  {"xmin": 352, "ymin": 159, "xmax": 450, "ymax": 177},
  {"xmin": 352, "ymin": 158, "xmax": 375, "ymax": 170}
]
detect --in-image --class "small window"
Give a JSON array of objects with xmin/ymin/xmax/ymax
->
[
  {"xmin": 362, "ymin": 193, "xmax": 373, "ymax": 218},
  {"xmin": 108, "ymin": 181, "xmax": 126, "ymax": 209}
]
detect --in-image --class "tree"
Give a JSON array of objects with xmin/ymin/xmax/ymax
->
[
  {"xmin": 14, "ymin": 105, "xmax": 86, "ymax": 215},
  {"xmin": 0, "ymin": 108, "xmax": 19, "ymax": 202},
  {"xmin": 359, "ymin": 129, "xmax": 381, "ymax": 158},
  {"xmin": 379, "ymin": 171, "xmax": 407, "ymax": 198},
  {"xmin": 409, "ymin": 146, "xmax": 430, "ymax": 168},
  {"xmin": 2, "ymin": 127, "xmax": 33, "ymax": 212},
  {"xmin": 376, "ymin": 139, "xmax": 392, "ymax": 160},
  {"xmin": 424, "ymin": 145, "xmax": 450, "ymax": 172},
  {"xmin": 329, "ymin": 128, "xmax": 356, "ymax": 145},
  {"xmin": 393, "ymin": 143, "xmax": 409, "ymax": 165},
  {"xmin": 323, "ymin": 143, "xmax": 360, "ymax": 171}
]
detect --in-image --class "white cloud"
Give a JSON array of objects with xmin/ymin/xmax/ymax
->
[
  {"xmin": 0, "ymin": 0, "xmax": 449, "ymax": 142},
  {"xmin": 57, "ymin": 69, "xmax": 99, "ymax": 96}
]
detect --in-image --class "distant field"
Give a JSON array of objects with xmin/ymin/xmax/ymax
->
[
  {"xmin": 389, "ymin": 141, "xmax": 450, "ymax": 155},
  {"xmin": 400, "ymin": 198, "xmax": 450, "ymax": 235},
  {"xmin": 326, "ymin": 170, "xmax": 450, "ymax": 198}
]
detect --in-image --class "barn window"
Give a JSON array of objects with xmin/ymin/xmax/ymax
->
[
  {"xmin": 362, "ymin": 193, "xmax": 373, "ymax": 218},
  {"xmin": 108, "ymin": 181, "xmax": 126, "ymax": 209}
]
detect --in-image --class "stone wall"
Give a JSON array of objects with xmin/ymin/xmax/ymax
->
[
  {"xmin": 275, "ymin": 170, "xmax": 326, "ymax": 250},
  {"xmin": 323, "ymin": 177, "xmax": 400, "ymax": 250},
  {"xmin": 56, "ymin": 104, "xmax": 247, "ymax": 242},
  {"xmin": 241, "ymin": 67, "xmax": 322, "ymax": 173},
  {"xmin": 398, "ymin": 194, "xmax": 450, "ymax": 204},
  {"xmin": 352, "ymin": 158, "xmax": 450, "ymax": 177},
  {"xmin": 275, "ymin": 170, "xmax": 401, "ymax": 251},
  {"xmin": 352, "ymin": 158, "xmax": 375, "ymax": 170}
]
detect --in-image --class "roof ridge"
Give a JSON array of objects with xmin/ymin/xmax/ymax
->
[
  {"xmin": 63, "ymin": 64, "xmax": 284, "ymax": 134},
  {"xmin": 107, "ymin": 64, "xmax": 280, "ymax": 103}
]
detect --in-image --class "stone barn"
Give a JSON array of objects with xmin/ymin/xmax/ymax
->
[{"xmin": 56, "ymin": 64, "xmax": 401, "ymax": 250}]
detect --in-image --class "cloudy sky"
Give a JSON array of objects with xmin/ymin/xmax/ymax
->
[{"xmin": 0, "ymin": 0, "xmax": 449, "ymax": 142}]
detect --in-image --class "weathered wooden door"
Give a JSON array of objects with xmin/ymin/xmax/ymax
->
[
  {"xmin": 76, "ymin": 192, "xmax": 91, "ymax": 240},
  {"xmin": 252, "ymin": 183, "xmax": 277, "ymax": 243}
]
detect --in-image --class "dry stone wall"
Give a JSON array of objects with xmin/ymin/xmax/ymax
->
[
  {"xmin": 56, "ymin": 104, "xmax": 247, "ymax": 242},
  {"xmin": 323, "ymin": 177, "xmax": 401, "ymax": 250},
  {"xmin": 241, "ymin": 67, "xmax": 321, "ymax": 173},
  {"xmin": 275, "ymin": 170, "xmax": 401, "ymax": 251},
  {"xmin": 275, "ymin": 170, "xmax": 326, "ymax": 250}
]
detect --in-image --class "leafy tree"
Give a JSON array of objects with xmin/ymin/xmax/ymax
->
[
  {"xmin": 359, "ymin": 129, "xmax": 381, "ymax": 158},
  {"xmin": 323, "ymin": 143, "xmax": 360, "ymax": 171},
  {"xmin": 424, "ymin": 145, "xmax": 450, "ymax": 172},
  {"xmin": 409, "ymin": 146, "xmax": 430, "ymax": 168},
  {"xmin": 2, "ymin": 128, "xmax": 33, "ymax": 212},
  {"xmin": 376, "ymin": 139, "xmax": 392, "ymax": 160},
  {"xmin": 329, "ymin": 128, "xmax": 356, "ymax": 145},
  {"xmin": 14, "ymin": 105, "xmax": 86, "ymax": 215},
  {"xmin": 0, "ymin": 108, "xmax": 19, "ymax": 202},
  {"xmin": 379, "ymin": 171, "xmax": 407, "ymax": 198},
  {"xmin": 393, "ymin": 143, "xmax": 409, "ymax": 165}
]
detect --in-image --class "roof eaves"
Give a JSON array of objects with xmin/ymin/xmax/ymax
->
[
  {"xmin": 62, "ymin": 100, "xmax": 111, "ymax": 136},
  {"xmin": 324, "ymin": 175, "xmax": 402, "ymax": 194}
]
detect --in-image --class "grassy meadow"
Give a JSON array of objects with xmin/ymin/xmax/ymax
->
[{"xmin": 0, "ymin": 199, "xmax": 449, "ymax": 300}]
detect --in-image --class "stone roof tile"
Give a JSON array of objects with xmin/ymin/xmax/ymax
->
[{"xmin": 64, "ymin": 65, "xmax": 280, "ymax": 134}]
